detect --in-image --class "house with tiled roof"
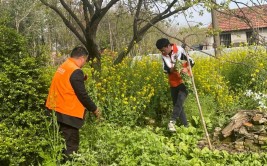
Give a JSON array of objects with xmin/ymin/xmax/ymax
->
[{"xmin": 205, "ymin": 5, "xmax": 267, "ymax": 50}]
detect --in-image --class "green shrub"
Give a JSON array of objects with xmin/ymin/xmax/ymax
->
[
  {"xmin": 191, "ymin": 48, "xmax": 267, "ymax": 129},
  {"xmin": 219, "ymin": 47, "xmax": 267, "ymax": 92},
  {"xmin": 0, "ymin": 26, "xmax": 26, "ymax": 67},
  {"xmin": 0, "ymin": 112, "xmax": 46, "ymax": 165},
  {"xmin": 0, "ymin": 25, "xmax": 53, "ymax": 165},
  {"xmin": 219, "ymin": 47, "xmax": 267, "ymax": 110}
]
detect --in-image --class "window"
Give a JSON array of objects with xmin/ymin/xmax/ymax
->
[
  {"xmin": 220, "ymin": 33, "xmax": 231, "ymax": 47},
  {"xmin": 246, "ymin": 31, "xmax": 258, "ymax": 45}
]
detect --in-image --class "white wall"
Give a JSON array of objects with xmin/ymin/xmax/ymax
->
[
  {"xmin": 259, "ymin": 28, "xmax": 267, "ymax": 44},
  {"xmin": 205, "ymin": 28, "xmax": 267, "ymax": 50},
  {"xmin": 204, "ymin": 36, "xmax": 214, "ymax": 50},
  {"xmin": 231, "ymin": 31, "xmax": 247, "ymax": 43}
]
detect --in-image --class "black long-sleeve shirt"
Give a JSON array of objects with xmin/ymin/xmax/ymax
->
[
  {"xmin": 70, "ymin": 69, "xmax": 97, "ymax": 112},
  {"xmin": 46, "ymin": 69, "xmax": 97, "ymax": 129}
]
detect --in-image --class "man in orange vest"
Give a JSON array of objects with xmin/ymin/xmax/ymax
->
[
  {"xmin": 46, "ymin": 46, "xmax": 100, "ymax": 161},
  {"xmin": 156, "ymin": 38, "xmax": 194, "ymax": 132}
]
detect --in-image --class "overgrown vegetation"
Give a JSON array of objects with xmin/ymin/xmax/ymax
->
[
  {"xmin": 0, "ymin": 25, "xmax": 57, "ymax": 165},
  {"xmin": 1, "ymin": 25, "xmax": 267, "ymax": 165}
]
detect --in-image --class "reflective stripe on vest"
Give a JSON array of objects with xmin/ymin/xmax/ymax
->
[{"xmin": 46, "ymin": 58, "xmax": 85, "ymax": 119}]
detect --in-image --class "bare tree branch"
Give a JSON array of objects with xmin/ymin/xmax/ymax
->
[
  {"xmin": 114, "ymin": 0, "xmax": 193, "ymax": 64},
  {"xmin": 39, "ymin": 0, "xmax": 86, "ymax": 45},
  {"xmin": 82, "ymin": 0, "xmax": 90, "ymax": 25},
  {"xmin": 134, "ymin": 0, "xmax": 143, "ymax": 37},
  {"xmin": 59, "ymin": 0, "xmax": 86, "ymax": 34}
]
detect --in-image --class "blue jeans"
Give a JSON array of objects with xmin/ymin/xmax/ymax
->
[{"xmin": 170, "ymin": 84, "xmax": 188, "ymax": 127}]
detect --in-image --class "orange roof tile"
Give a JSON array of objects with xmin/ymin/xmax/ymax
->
[{"xmin": 216, "ymin": 5, "xmax": 267, "ymax": 32}]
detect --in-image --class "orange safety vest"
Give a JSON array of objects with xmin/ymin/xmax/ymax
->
[
  {"xmin": 167, "ymin": 44, "xmax": 182, "ymax": 87},
  {"xmin": 46, "ymin": 58, "xmax": 85, "ymax": 119},
  {"xmin": 164, "ymin": 44, "xmax": 191, "ymax": 87}
]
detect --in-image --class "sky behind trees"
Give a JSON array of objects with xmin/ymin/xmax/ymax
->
[{"xmin": 176, "ymin": 0, "xmax": 266, "ymax": 27}]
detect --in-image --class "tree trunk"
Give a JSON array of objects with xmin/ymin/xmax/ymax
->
[
  {"xmin": 114, "ymin": 32, "xmax": 144, "ymax": 65},
  {"xmin": 211, "ymin": 0, "xmax": 221, "ymax": 57},
  {"xmin": 84, "ymin": 36, "xmax": 101, "ymax": 69},
  {"xmin": 108, "ymin": 22, "xmax": 114, "ymax": 51},
  {"xmin": 40, "ymin": 0, "xmax": 192, "ymax": 66},
  {"xmin": 113, "ymin": 40, "xmax": 134, "ymax": 65}
]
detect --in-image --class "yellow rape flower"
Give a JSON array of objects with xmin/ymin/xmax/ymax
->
[{"xmin": 96, "ymin": 83, "xmax": 101, "ymax": 87}]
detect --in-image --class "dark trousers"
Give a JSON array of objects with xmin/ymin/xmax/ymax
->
[
  {"xmin": 170, "ymin": 84, "xmax": 188, "ymax": 127},
  {"xmin": 59, "ymin": 122, "xmax": 79, "ymax": 160}
]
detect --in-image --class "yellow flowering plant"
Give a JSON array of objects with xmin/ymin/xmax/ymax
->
[{"xmin": 84, "ymin": 54, "xmax": 171, "ymax": 126}]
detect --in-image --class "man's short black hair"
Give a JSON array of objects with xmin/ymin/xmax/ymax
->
[
  {"xmin": 156, "ymin": 38, "xmax": 170, "ymax": 49},
  {"xmin": 70, "ymin": 46, "xmax": 89, "ymax": 58}
]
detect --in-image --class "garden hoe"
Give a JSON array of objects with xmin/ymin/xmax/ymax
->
[{"xmin": 185, "ymin": 50, "xmax": 213, "ymax": 150}]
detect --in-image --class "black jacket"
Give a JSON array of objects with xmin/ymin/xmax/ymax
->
[{"xmin": 46, "ymin": 69, "xmax": 97, "ymax": 129}]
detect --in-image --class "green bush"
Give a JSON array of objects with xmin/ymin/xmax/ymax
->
[
  {"xmin": 0, "ymin": 26, "xmax": 26, "ymax": 67},
  {"xmin": 220, "ymin": 48, "xmax": 267, "ymax": 110},
  {"xmin": 0, "ymin": 25, "xmax": 53, "ymax": 165},
  {"xmin": 191, "ymin": 48, "xmax": 267, "ymax": 129},
  {"xmin": 219, "ymin": 47, "xmax": 267, "ymax": 92}
]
